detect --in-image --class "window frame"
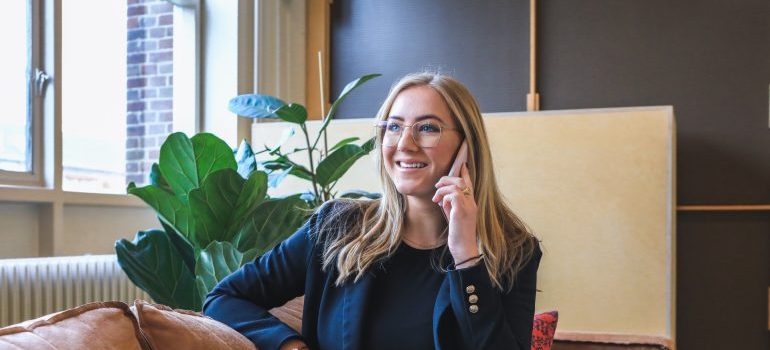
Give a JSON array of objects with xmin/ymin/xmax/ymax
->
[{"xmin": 0, "ymin": 0, "xmax": 45, "ymax": 187}]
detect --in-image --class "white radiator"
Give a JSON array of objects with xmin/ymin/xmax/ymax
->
[{"xmin": 0, "ymin": 254, "xmax": 151, "ymax": 327}]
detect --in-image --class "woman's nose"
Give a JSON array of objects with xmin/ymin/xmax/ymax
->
[{"xmin": 396, "ymin": 128, "xmax": 419, "ymax": 151}]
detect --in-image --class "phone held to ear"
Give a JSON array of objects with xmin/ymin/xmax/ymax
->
[{"xmin": 448, "ymin": 141, "xmax": 468, "ymax": 177}]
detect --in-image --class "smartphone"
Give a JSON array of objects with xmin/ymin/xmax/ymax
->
[{"xmin": 447, "ymin": 141, "xmax": 468, "ymax": 177}]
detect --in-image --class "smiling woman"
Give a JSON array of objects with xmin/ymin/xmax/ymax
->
[{"xmin": 203, "ymin": 72, "xmax": 542, "ymax": 350}]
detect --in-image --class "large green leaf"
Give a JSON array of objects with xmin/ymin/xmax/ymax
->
[
  {"xmin": 159, "ymin": 219, "xmax": 195, "ymax": 274},
  {"xmin": 188, "ymin": 169, "xmax": 244, "ymax": 247},
  {"xmin": 315, "ymin": 144, "xmax": 367, "ymax": 187},
  {"xmin": 316, "ymin": 74, "xmax": 380, "ymax": 141},
  {"xmin": 115, "ymin": 229, "xmax": 200, "ymax": 311},
  {"xmin": 128, "ymin": 182, "xmax": 191, "ymax": 238},
  {"xmin": 235, "ymin": 195, "xmax": 309, "ymax": 256},
  {"xmin": 228, "ymin": 94, "xmax": 286, "ymax": 118},
  {"xmin": 234, "ymin": 139, "xmax": 257, "ymax": 179},
  {"xmin": 275, "ymin": 104, "xmax": 308, "ymax": 124},
  {"xmin": 230, "ymin": 170, "xmax": 268, "ymax": 234},
  {"xmin": 194, "ymin": 241, "xmax": 257, "ymax": 306},
  {"xmin": 328, "ymin": 137, "xmax": 360, "ymax": 153},
  {"xmin": 191, "ymin": 133, "xmax": 237, "ymax": 185},
  {"xmin": 158, "ymin": 133, "xmax": 198, "ymax": 202},
  {"xmin": 339, "ymin": 189, "xmax": 382, "ymax": 200},
  {"xmin": 149, "ymin": 163, "xmax": 172, "ymax": 192}
]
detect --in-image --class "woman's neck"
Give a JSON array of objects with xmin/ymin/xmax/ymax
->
[{"xmin": 402, "ymin": 195, "xmax": 446, "ymax": 248}]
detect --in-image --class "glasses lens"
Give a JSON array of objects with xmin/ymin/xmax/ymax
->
[
  {"xmin": 381, "ymin": 121, "xmax": 403, "ymax": 146},
  {"xmin": 414, "ymin": 121, "xmax": 441, "ymax": 148}
]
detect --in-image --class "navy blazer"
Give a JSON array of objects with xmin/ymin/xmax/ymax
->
[{"xmin": 203, "ymin": 202, "xmax": 542, "ymax": 350}]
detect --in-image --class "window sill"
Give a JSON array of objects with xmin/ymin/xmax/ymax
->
[{"xmin": 0, "ymin": 186, "xmax": 146, "ymax": 208}]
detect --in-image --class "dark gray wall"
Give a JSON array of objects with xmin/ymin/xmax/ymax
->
[{"xmin": 331, "ymin": 1, "xmax": 770, "ymax": 349}]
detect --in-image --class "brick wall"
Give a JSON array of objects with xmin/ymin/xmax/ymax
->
[{"xmin": 126, "ymin": 0, "xmax": 173, "ymax": 185}]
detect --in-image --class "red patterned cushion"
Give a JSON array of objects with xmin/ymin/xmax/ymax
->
[{"xmin": 532, "ymin": 310, "xmax": 558, "ymax": 350}]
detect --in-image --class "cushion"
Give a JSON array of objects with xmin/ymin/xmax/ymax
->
[
  {"xmin": 532, "ymin": 310, "xmax": 559, "ymax": 350},
  {"xmin": 0, "ymin": 301, "xmax": 148, "ymax": 350},
  {"xmin": 268, "ymin": 296, "xmax": 304, "ymax": 333},
  {"xmin": 131, "ymin": 300, "xmax": 255, "ymax": 350}
]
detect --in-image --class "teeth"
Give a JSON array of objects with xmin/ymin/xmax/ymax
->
[{"xmin": 398, "ymin": 162, "xmax": 426, "ymax": 168}]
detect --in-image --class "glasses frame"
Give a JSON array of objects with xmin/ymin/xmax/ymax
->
[{"xmin": 374, "ymin": 120, "xmax": 460, "ymax": 149}]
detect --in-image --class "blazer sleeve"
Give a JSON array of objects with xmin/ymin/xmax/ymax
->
[
  {"xmin": 202, "ymin": 204, "xmax": 329, "ymax": 350},
  {"xmin": 445, "ymin": 242, "xmax": 542, "ymax": 350}
]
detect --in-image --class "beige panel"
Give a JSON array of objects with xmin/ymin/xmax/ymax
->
[
  {"xmin": 252, "ymin": 106, "xmax": 676, "ymax": 341},
  {"xmin": 0, "ymin": 203, "xmax": 40, "ymax": 258},
  {"xmin": 59, "ymin": 204, "xmax": 158, "ymax": 256}
]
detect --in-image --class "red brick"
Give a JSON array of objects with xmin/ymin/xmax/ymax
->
[
  {"xmin": 149, "ymin": 76, "xmax": 167, "ymax": 87},
  {"xmin": 151, "ymin": 100, "xmax": 172, "ymax": 110},
  {"xmin": 142, "ymin": 64, "xmax": 157, "ymax": 75},
  {"xmin": 126, "ymin": 138, "xmax": 139, "ymax": 149},
  {"xmin": 166, "ymin": 27, "xmax": 173, "ymax": 36},
  {"xmin": 127, "ymin": 101, "xmax": 146, "ymax": 112},
  {"xmin": 158, "ymin": 63, "xmax": 173, "ymax": 74},
  {"xmin": 127, "ymin": 78, "xmax": 146, "ymax": 88},
  {"xmin": 150, "ymin": 27, "xmax": 166, "ymax": 38},
  {"xmin": 141, "ymin": 88, "xmax": 158, "ymax": 98},
  {"xmin": 127, "ymin": 150, "xmax": 145, "ymax": 161},
  {"xmin": 127, "ymin": 53, "xmax": 146, "ymax": 64},
  {"xmin": 128, "ymin": 17, "xmax": 139, "ymax": 29},
  {"xmin": 149, "ymin": 51, "xmax": 172, "ymax": 62},
  {"xmin": 159, "ymin": 38, "xmax": 173, "ymax": 49},
  {"xmin": 159, "ymin": 14, "xmax": 173, "ymax": 25},
  {"xmin": 149, "ymin": 124, "xmax": 167, "ymax": 135},
  {"xmin": 127, "ymin": 65, "xmax": 141, "ymax": 77},
  {"xmin": 127, "ymin": 5, "xmax": 147, "ymax": 17},
  {"xmin": 142, "ymin": 112, "xmax": 157, "ymax": 123},
  {"xmin": 126, "ymin": 162, "xmax": 139, "ymax": 173},
  {"xmin": 143, "ymin": 137, "xmax": 157, "ymax": 147},
  {"xmin": 159, "ymin": 112, "xmax": 173, "ymax": 122},
  {"xmin": 139, "ymin": 16, "xmax": 157, "ymax": 27},
  {"xmin": 159, "ymin": 88, "xmax": 172, "ymax": 98},
  {"xmin": 149, "ymin": 149, "xmax": 160, "ymax": 159}
]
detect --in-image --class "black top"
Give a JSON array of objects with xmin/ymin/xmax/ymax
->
[{"xmin": 361, "ymin": 243, "xmax": 447, "ymax": 350}]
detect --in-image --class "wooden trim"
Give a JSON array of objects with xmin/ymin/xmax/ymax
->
[
  {"xmin": 554, "ymin": 331, "xmax": 673, "ymax": 349},
  {"xmin": 677, "ymin": 204, "xmax": 770, "ymax": 212},
  {"xmin": 305, "ymin": 0, "xmax": 331, "ymax": 120},
  {"xmin": 526, "ymin": 0, "xmax": 540, "ymax": 111}
]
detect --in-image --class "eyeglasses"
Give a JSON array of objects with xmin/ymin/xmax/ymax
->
[{"xmin": 375, "ymin": 120, "xmax": 459, "ymax": 148}]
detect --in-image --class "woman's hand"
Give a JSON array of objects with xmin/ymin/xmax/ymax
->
[
  {"xmin": 432, "ymin": 163, "xmax": 480, "ymax": 265},
  {"xmin": 279, "ymin": 338, "xmax": 309, "ymax": 350}
]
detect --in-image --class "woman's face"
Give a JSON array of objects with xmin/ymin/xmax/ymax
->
[{"xmin": 382, "ymin": 85, "xmax": 463, "ymax": 200}]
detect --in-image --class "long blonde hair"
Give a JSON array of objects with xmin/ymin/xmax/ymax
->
[{"xmin": 317, "ymin": 72, "xmax": 538, "ymax": 291}]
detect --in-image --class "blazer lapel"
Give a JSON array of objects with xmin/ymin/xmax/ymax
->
[{"xmin": 342, "ymin": 270, "xmax": 375, "ymax": 350}]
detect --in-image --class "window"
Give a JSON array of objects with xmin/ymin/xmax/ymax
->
[
  {"xmin": 61, "ymin": 0, "xmax": 196, "ymax": 194},
  {"xmin": 0, "ymin": 0, "xmax": 42, "ymax": 185}
]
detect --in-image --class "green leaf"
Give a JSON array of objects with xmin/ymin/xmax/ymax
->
[
  {"xmin": 315, "ymin": 144, "xmax": 367, "ymax": 187},
  {"xmin": 360, "ymin": 137, "xmax": 376, "ymax": 153},
  {"xmin": 275, "ymin": 104, "xmax": 308, "ymax": 124},
  {"xmin": 115, "ymin": 229, "xmax": 200, "ymax": 311},
  {"xmin": 128, "ymin": 182, "xmax": 192, "ymax": 238},
  {"xmin": 339, "ymin": 189, "xmax": 382, "ymax": 200},
  {"xmin": 158, "ymin": 133, "xmax": 198, "ymax": 202},
  {"xmin": 191, "ymin": 133, "xmax": 238, "ymax": 185},
  {"xmin": 230, "ymin": 170, "xmax": 268, "ymax": 233},
  {"xmin": 268, "ymin": 166, "xmax": 293, "ymax": 188},
  {"xmin": 235, "ymin": 195, "xmax": 310, "ymax": 256},
  {"xmin": 234, "ymin": 139, "xmax": 257, "ymax": 179},
  {"xmin": 188, "ymin": 169, "xmax": 244, "ymax": 247},
  {"xmin": 194, "ymin": 241, "xmax": 251, "ymax": 306},
  {"xmin": 149, "ymin": 163, "xmax": 172, "ymax": 192},
  {"xmin": 317, "ymin": 74, "xmax": 380, "ymax": 139},
  {"xmin": 159, "ymin": 219, "xmax": 195, "ymax": 275},
  {"xmin": 228, "ymin": 94, "xmax": 286, "ymax": 118},
  {"xmin": 327, "ymin": 74, "xmax": 381, "ymax": 120},
  {"xmin": 329, "ymin": 137, "xmax": 360, "ymax": 153}
]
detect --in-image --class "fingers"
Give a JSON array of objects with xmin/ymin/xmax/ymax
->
[
  {"xmin": 435, "ymin": 163, "xmax": 474, "ymax": 190},
  {"xmin": 432, "ymin": 184, "xmax": 465, "ymax": 204}
]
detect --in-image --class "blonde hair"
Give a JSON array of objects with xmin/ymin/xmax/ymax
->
[{"xmin": 317, "ymin": 72, "xmax": 538, "ymax": 291}]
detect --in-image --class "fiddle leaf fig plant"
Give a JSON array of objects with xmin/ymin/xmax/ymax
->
[
  {"xmin": 228, "ymin": 73, "xmax": 382, "ymax": 207},
  {"xmin": 116, "ymin": 73, "xmax": 381, "ymax": 311}
]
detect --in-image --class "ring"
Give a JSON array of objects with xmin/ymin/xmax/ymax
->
[{"xmin": 461, "ymin": 186, "xmax": 471, "ymax": 196}]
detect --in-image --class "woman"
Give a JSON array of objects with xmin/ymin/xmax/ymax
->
[{"xmin": 203, "ymin": 73, "xmax": 542, "ymax": 350}]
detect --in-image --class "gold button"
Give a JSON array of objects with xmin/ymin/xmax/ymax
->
[
  {"xmin": 468, "ymin": 294, "xmax": 478, "ymax": 304},
  {"xmin": 469, "ymin": 305, "xmax": 479, "ymax": 313},
  {"xmin": 465, "ymin": 285, "xmax": 476, "ymax": 294}
]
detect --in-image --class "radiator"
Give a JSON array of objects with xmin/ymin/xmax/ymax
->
[{"xmin": 0, "ymin": 254, "xmax": 151, "ymax": 327}]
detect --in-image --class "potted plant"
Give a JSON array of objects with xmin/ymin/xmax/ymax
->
[{"xmin": 115, "ymin": 74, "xmax": 380, "ymax": 311}]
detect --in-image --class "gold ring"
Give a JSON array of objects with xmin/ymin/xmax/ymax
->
[{"xmin": 461, "ymin": 186, "xmax": 471, "ymax": 196}]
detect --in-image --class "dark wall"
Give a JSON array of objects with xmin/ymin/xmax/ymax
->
[{"xmin": 331, "ymin": 1, "xmax": 770, "ymax": 349}]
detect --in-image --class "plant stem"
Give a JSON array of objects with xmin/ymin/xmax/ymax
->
[{"xmin": 300, "ymin": 124, "xmax": 320, "ymax": 201}]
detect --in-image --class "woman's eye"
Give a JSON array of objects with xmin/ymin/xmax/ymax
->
[
  {"xmin": 386, "ymin": 123, "xmax": 402, "ymax": 132},
  {"xmin": 418, "ymin": 123, "xmax": 440, "ymax": 133}
]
